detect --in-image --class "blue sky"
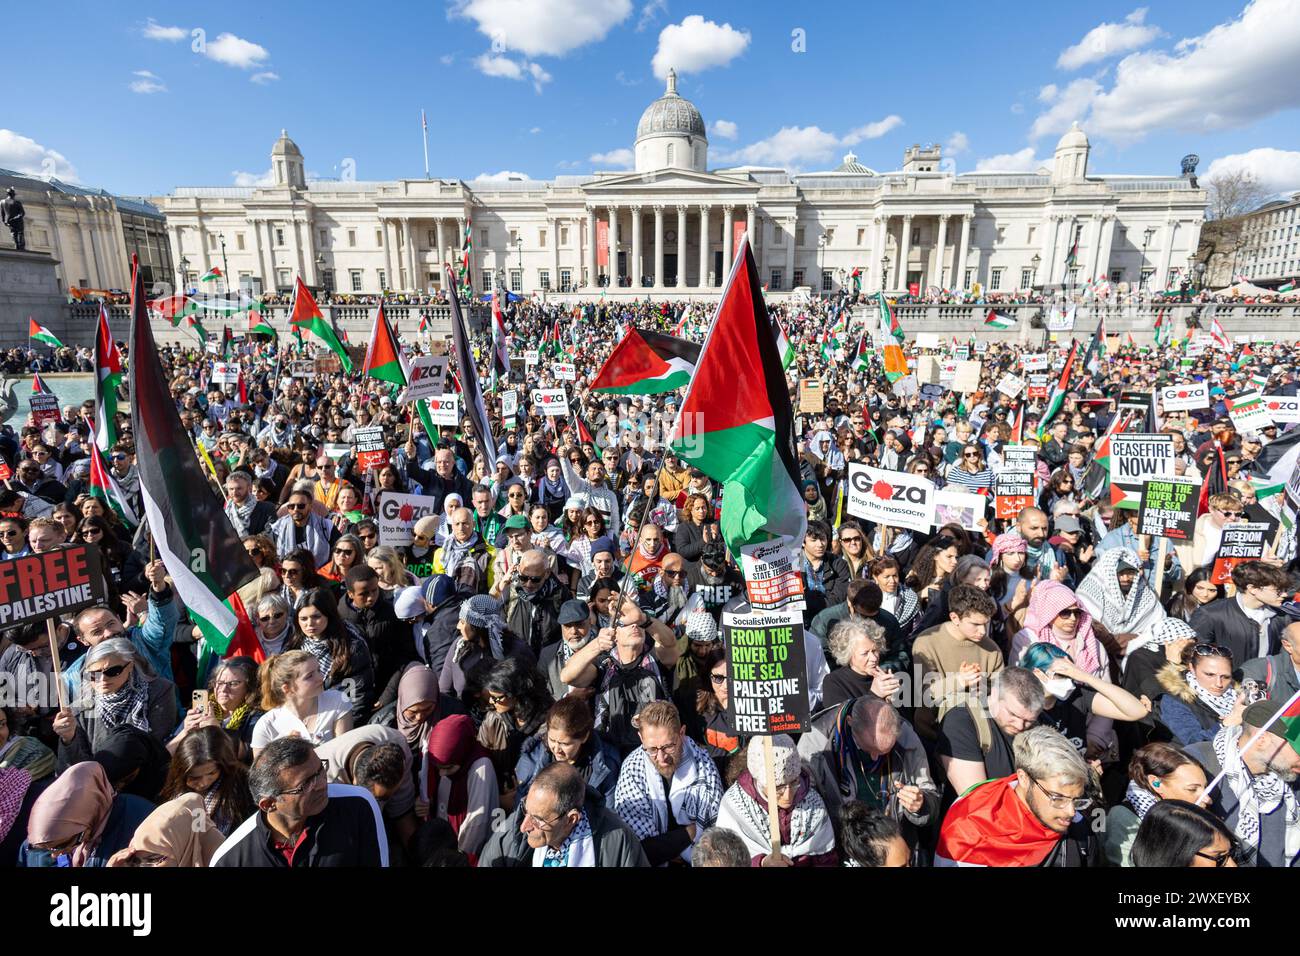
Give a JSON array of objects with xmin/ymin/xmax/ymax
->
[{"xmin": 4, "ymin": 0, "xmax": 1298, "ymax": 197}]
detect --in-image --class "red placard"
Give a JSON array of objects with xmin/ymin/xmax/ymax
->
[
  {"xmin": 356, "ymin": 448, "xmax": 390, "ymax": 473},
  {"xmin": 995, "ymin": 495, "xmax": 1034, "ymax": 520}
]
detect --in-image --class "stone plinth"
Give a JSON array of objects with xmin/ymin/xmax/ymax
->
[{"xmin": 0, "ymin": 249, "xmax": 70, "ymax": 347}]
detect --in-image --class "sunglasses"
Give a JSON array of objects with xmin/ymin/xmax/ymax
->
[
  {"xmin": 1055, "ymin": 607, "xmax": 1084, "ymax": 619},
  {"xmin": 1192, "ymin": 643, "xmax": 1233, "ymax": 661},
  {"xmin": 259, "ymin": 612, "xmax": 287, "ymax": 622},
  {"xmin": 333, "ymin": 548, "xmax": 356, "ymax": 556},
  {"xmin": 841, "ymin": 535, "xmax": 863, "ymax": 544},
  {"xmin": 86, "ymin": 662, "xmax": 130, "ymax": 682},
  {"xmin": 1215, "ymin": 509, "xmax": 1243, "ymax": 518},
  {"xmin": 661, "ymin": 568, "xmax": 685, "ymax": 577},
  {"xmin": 963, "ymin": 452, "xmax": 981, "ymax": 459},
  {"xmin": 287, "ymin": 503, "xmax": 308, "ymax": 511},
  {"xmin": 518, "ymin": 573, "xmax": 544, "ymax": 584}
]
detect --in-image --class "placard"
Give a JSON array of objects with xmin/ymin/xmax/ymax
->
[
  {"xmin": 1210, "ymin": 523, "xmax": 1269, "ymax": 585},
  {"xmin": 314, "ymin": 353, "xmax": 342, "ymax": 375},
  {"xmin": 891, "ymin": 374, "xmax": 918, "ymax": 398},
  {"xmin": 376, "ymin": 491, "xmax": 442, "ymax": 547},
  {"xmin": 846, "ymin": 464, "xmax": 936, "ymax": 533},
  {"xmin": 973, "ymin": 341, "xmax": 989, "ymax": 355},
  {"xmin": 210, "ymin": 362, "xmax": 240, "ymax": 386},
  {"xmin": 939, "ymin": 360, "xmax": 958, "ymax": 384},
  {"xmin": 1022, "ymin": 353, "xmax": 1049, "ymax": 372},
  {"xmin": 1159, "ymin": 382, "xmax": 1209, "ymax": 413},
  {"xmin": 916, "ymin": 356, "xmax": 940, "ymax": 385},
  {"xmin": 531, "ymin": 389, "xmax": 570, "ymax": 416},
  {"xmin": 401, "ymin": 355, "xmax": 451, "ymax": 403},
  {"xmin": 204, "ymin": 339, "xmax": 221, "ymax": 355},
  {"xmin": 799, "ymin": 380, "xmax": 824, "ymax": 414},
  {"xmin": 524, "ymin": 350, "xmax": 540, "ymax": 367},
  {"xmin": 723, "ymin": 605, "xmax": 809, "ymax": 735},
  {"xmin": 1119, "ymin": 390, "xmax": 1154, "ymax": 418},
  {"xmin": 916, "ymin": 333, "xmax": 943, "ymax": 349},
  {"xmin": 919, "ymin": 383, "xmax": 946, "ymax": 402},
  {"xmin": 1109, "ymin": 434, "xmax": 1175, "ymax": 509},
  {"xmin": 29, "ymin": 393, "xmax": 61, "ymax": 426},
  {"xmin": 1027, "ymin": 373, "xmax": 1049, "ymax": 399},
  {"xmin": 501, "ymin": 390, "xmax": 519, "ymax": 421},
  {"xmin": 1263, "ymin": 395, "xmax": 1300, "ymax": 424},
  {"xmin": 0, "ymin": 544, "xmax": 107, "ymax": 626},
  {"xmin": 289, "ymin": 360, "xmax": 316, "ymax": 378},
  {"xmin": 1225, "ymin": 392, "xmax": 1273, "ymax": 433},
  {"xmin": 552, "ymin": 362, "xmax": 576, "ymax": 382},
  {"xmin": 934, "ymin": 489, "xmax": 987, "ymax": 532},
  {"xmin": 952, "ymin": 361, "xmax": 982, "ymax": 393},
  {"xmin": 995, "ymin": 445, "xmax": 1038, "ymax": 519},
  {"xmin": 323, "ymin": 443, "xmax": 351, "ymax": 461},
  {"xmin": 954, "ymin": 346, "xmax": 970, "ymax": 361},
  {"xmin": 1184, "ymin": 338, "xmax": 1209, "ymax": 358},
  {"xmin": 996, "ymin": 373, "xmax": 1026, "ymax": 399},
  {"xmin": 353, "ymin": 426, "xmax": 389, "ymax": 472},
  {"xmin": 739, "ymin": 540, "xmax": 806, "ymax": 612},
  {"xmin": 425, "ymin": 394, "xmax": 460, "ymax": 427},
  {"xmin": 1137, "ymin": 477, "xmax": 1199, "ymax": 540},
  {"xmin": 1046, "ymin": 304, "xmax": 1076, "ymax": 331}
]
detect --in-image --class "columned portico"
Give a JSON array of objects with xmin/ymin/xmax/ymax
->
[
  {"xmin": 585, "ymin": 207, "xmax": 598, "ymax": 289},
  {"xmin": 675, "ymin": 205, "xmax": 688, "ymax": 288},
  {"xmin": 630, "ymin": 205, "xmax": 643, "ymax": 288},
  {"xmin": 955, "ymin": 214, "xmax": 972, "ymax": 289},
  {"xmin": 722, "ymin": 205, "xmax": 734, "ymax": 275},
  {"xmin": 897, "ymin": 215, "xmax": 913, "ymax": 290},
  {"xmin": 608, "ymin": 206, "xmax": 620, "ymax": 286},
  {"xmin": 698, "ymin": 204, "xmax": 710, "ymax": 288},
  {"xmin": 653, "ymin": 205, "xmax": 665, "ymax": 290}
]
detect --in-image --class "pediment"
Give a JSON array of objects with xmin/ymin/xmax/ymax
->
[{"xmin": 584, "ymin": 168, "xmax": 756, "ymax": 193}]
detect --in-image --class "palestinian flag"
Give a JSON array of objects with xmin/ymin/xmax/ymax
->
[
  {"xmin": 246, "ymin": 309, "xmax": 276, "ymax": 337},
  {"xmin": 127, "ymin": 256, "xmax": 259, "ymax": 657},
  {"xmin": 850, "ymin": 266, "xmax": 862, "ymax": 293},
  {"xmin": 984, "ymin": 310, "xmax": 1016, "ymax": 330},
  {"xmin": 1256, "ymin": 426, "xmax": 1300, "ymax": 504},
  {"xmin": 418, "ymin": 312, "xmax": 430, "ymax": 334},
  {"xmin": 936, "ymin": 776, "xmax": 1063, "ymax": 867},
  {"xmin": 1209, "ymin": 309, "xmax": 1233, "ymax": 352},
  {"xmin": 1036, "ymin": 340, "xmax": 1079, "ymax": 440},
  {"xmin": 220, "ymin": 325, "xmax": 234, "ymax": 360},
  {"xmin": 1279, "ymin": 280, "xmax": 1296, "ymax": 294},
  {"xmin": 200, "ymin": 266, "xmax": 222, "ymax": 283},
  {"xmin": 148, "ymin": 294, "xmax": 200, "ymax": 325},
  {"xmin": 852, "ymin": 331, "xmax": 872, "ymax": 371},
  {"xmin": 1083, "ymin": 315, "xmax": 1106, "ymax": 376},
  {"xmin": 446, "ymin": 260, "xmax": 500, "ymax": 471},
  {"xmin": 289, "ymin": 276, "xmax": 353, "ymax": 372},
  {"xmin": 574, "ymin": 408, "xmax": 596, "ymax": 445},
  {"xmin": 1153, "ymin": 308, "xmax": 1170, "ymax": 347},
  {"xmin": 94, "ymin": 303, "xmax": 123, "ymax": 452},
  {"xmin": 88, "ymin": 441, "xmax": 138, "ymax": 528},
  {"xmin": 669, "ymin": 235, "xmax": 805, "ymax": 557},
  {"xmin": 363, "ymin": 302, "xmax": 406, "ymax": 386},
  {"xmin": 874, "ymin": 292, "xmax": 903, "ymax": 342},
  {"xmin": 29, "ymin": 319, "xmax": 63, "ymax": 348},
  {"xmin": 1064, "ymin": 224, "xmax": 1080, "ymax": 270},
  {"xmin": 491, "ymin": 288, "xmax": 510, "ymax": 381},
  {"xmin": 31, "ymin": 372, "xmax": 53, "ymax": 395},
  {"xmin": 773, "ymin": 316, "xmax": 795, "ymax": 370},
  {"xmin": 590, "ymin": 328, "xmax": 700, "ymax": 395}
]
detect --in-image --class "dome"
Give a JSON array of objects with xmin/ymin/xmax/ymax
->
[
  {"xmin": 835, "ymin": 151, "xmax": 878, "ymax": 175},
  {"xmin": 635, "ymin": 70, "xmax": 707, "ymax": 141},
  {"xmin": 272, "ymin": 129, "xmax": 302, "ymax": 157},
  {"xmin": 1056, "ymin": 121, "xmax": 1089, "ymax": 151}
]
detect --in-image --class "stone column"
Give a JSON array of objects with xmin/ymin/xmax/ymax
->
[
  {"xmin": 874, "ymin": 215, "xmax": 888, "ymax": 289},
  {"xmin": 1157, "ymin": 219, "xmax": 1178, "ymax": 290},
  {"xmin": 745, "ymin": 204, "xmax": 756, "ymax": 249},
  {"xmin": 1097, "ymin": 215, "xmax": 1116, "ymax": 282},
  {"xmin": 585, "ymin": 207, "xmax": 598, "ymax": 289},
  {"xmin": 630, "ymin": 205, "xmax": 643, "ymax": 288},
  {"xmin": 551, "ymin": 218, "xmax": 560, "ymax": 291},
  {"xmin": 608, "ymin": 206, "xmax": 620, "ymax": 287},
  {"xmin": 784, "ymin": 217, "xmax": 795, "ymax": 290},
  {"xmin": 897, "ymin": 214, "xmax": 913, "ymax": 290},
  {"xmin": 698, "ymin": 204, "xmax": 711, "ymax": 288},
  {"xmin": 934, "ymin": 214, "xmax": 949, "ymax": 289},
  {"xmin": 676, "ymin": 205, "xmax": 688, "ymax": 287},
  {"xmin": 722, "ymin": 205, "xmax": 734, "ymax": 274},
  {"xmin": 301, "ymin": 217, "xmax": 317, "ymax": 286},
  {"xmin": 653, "ymin": 205, "xmax": 665, "ymax": 290},
  {"xmin": 402, "ymin": 218, "xmax": 415, "ymax": 290},
  {"xmin": 955, "ymin": 214, "xmax": 973, "ymax": 290},
  {"xmin": 456, "ymin": 217, "xmax": 466, "ymax": 285},
  {"xmin": 434, "ymin": 219, "xmax": 445, "ymax": 283}
]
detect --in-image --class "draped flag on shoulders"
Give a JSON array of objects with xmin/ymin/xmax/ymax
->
[
  {"xmin": 669, "ymin": 235, "xmax": 805, "ymax": 558},
  {"xmin": 95, "ymin": 303, "xmax": 123, "ymax": 452},
  {"xmin": 289, "ymin": 276, "xmax": 353, "ymax": 372},
  {"xmin": 128, "ymin": 257, "xmax": 260, "ymax": 659},
  {"xmin": 590, "ymin": 328, "xmax": 700, "ymax": 395},
  {"xmin": 447, "ymin": 261, "xmax": 500, "ymax": 471},
  {"xmin": 936, "ymin": 776, "xmax": 1063, "ymax": 867}
]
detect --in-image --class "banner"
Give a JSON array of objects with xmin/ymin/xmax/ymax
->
[
  {"xmin": 1046, "ymin": 304, "xmax": 1075, "ymax": 331},
  {"xmin": 289, "ymin": 360, "xmax": 316, "ymax": 378},
  {"xmin": 1225, "ymin": 392, "xmax": 1274, "ymax": 433},
  {"xmin": 996, "ymin": 445, "xmax": 1037, "ymax": 519},
  {"xmin": 846, "ymin": 464, "xmax": 936, "ymax": 533},
  {"xmin": 739, "ymin": 540, "xmax": 806, "ymax": 613},
  {"xmin": 401, "ymin": 355, "xmax": 451, "ymax": 403},
  {"xmin": 799, "ymin": 379, "xmax": 824, "ymax": 413},
  {"xmin": 1109, "ymin": 434, "xmax": 1175, "ymax": 510},
  {"xmin": 376, "ymin": 491, "xmax": 442, "ymax": 547},
  {"xmin": 425, "ymin": 394, "xmax": 460, "ymax": 427},
  {"xmin": 916, "ymin": 333, "xmax": 943, "ymax": 349},
  {"xmin": 552, "ymin": 362, "xmax": 576, "ymax": 381},
  {"xmin": 934, "ymin": 489, "xmax": 987, "ymax": 532},
  {"xmin": 524, "ymin": 350, "xmax": 540, "ymax": 367},
  {"xmin": 210, "ymin": 362, "xmax": 240, "ymax": 386},
  {"xmin": 1022, "ymin": 353, "xmax": 1048, "ymax": 372},
  {"xmin": 973, "ymin": 341, "xmax": 989, "ymax": 355},
  {"xmin": 723, "ymin": 605, "xmax": 809, "ymax": 735},
  {"xmin": 501, "ymin": 389, "xmax": 518, "ymax": 421},
  {"xmin": 952, "ymin": 361, "xmax": 982, "ymax": 393},
  {"xmin": 1027, "ymin": 373, "xmax": 1049, "ymax": 399},
  {"xmin": 1137, "ymin": 476, "xmax": 1199, "ymax": 540},
  {"xmin": 353, "ymin": 425, "xmax": 389, "ymax": 472},
  {"xmin": 531, "ymin": 389, "xmax": 570, "ymax": 416},
  {"xmin": 1159, "ymin": 382, "xmax": 1209, "ymax": 413},
  {"xmin": 29, "ymin": 393, "xmax": 61, "ymax": 426},
  {"xmin": 1263, "ymin": 395, "xmax": 1300, "ymax": 424},
  {"xmin": 996, "ymin": 372, "xmax": 1026, "ymax": 399},
  {"xmin": 323, "ymin": 443, "xmax": 351, "ymax": 461},
  {"xmin": 0, "ymin": 545, "xmax": 107, "ymax": 626},
  {"xmin": 1210, "ymin": 523, "xmax": 1269, "ymax": 585},
  {"xmin": 954, "ymin": 345, "xmax": 970, "ymax": 361}
]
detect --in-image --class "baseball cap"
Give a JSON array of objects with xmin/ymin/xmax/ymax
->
[
  {"xmin": 1242, "ymin": 699, "xmax": 1300, "ymax": 754},
  {"xmin": 503, "ymin": 514, "xmax": 529, "ymax": 532},
  {"xmin": 558, "ymin": 599, "xmax": 590, "ymax": 626},
  {"xmin": 1054, "ymin": 515, "xmax": 1083, "ymax": 534}
]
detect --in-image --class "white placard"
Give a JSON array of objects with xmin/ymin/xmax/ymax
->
[
  {"xmin": 1226, "ymin": 391, "xmax": 1274, "ymax": 433},
  {"xmin": 376, "ymin": 491, "xmax": 442, "ymax": 547},
  {"xmin": 1263, "ymin": 395, "xmax": 1300, "ymax": 424},
  {"xmin": 1021, "ymin": 353, "xmax": 1048, "ymax": 372},
  {"xmin": 934, "ymin": 489, "xmax": 988, "ymax": 532},
  {"xmin": 845, "ymin": 464, "xmax": 936, "ymax": 533},
  {"xmin": 531, "ymin": 388, "xmax": 570, "ymax": 416},
  {"xmin": 400, "ymin": 355, "xmax": 450, "ymax": 403},
  {"xmin": 524, "ymin": 350, "xmax": 540, "ymax": 367},
  {"xmin": 552, "ymin": 362, "xmax": 576, "ymax": 381},
  {"xmin": 211, "ymin": 362, "xmax": 240, "ymax": 386},
  {"xmin": 939, "ymin": 360, "xmax": 958, "ymax": 384},
  {"xmin": 425, "ymin": 394, "xmax": 460, "ymax": 426},
  {"xmin": 996, "ymin": 372, "xmax": 1026, "ymax": 399},
  {"xmin": 738, "ymin": 539, "xmax": 807, "ymax": 612},
  {"xmin": 1158, "ymin": 382, "xmax": 1209, "ymax": 412},
  {"xmin": 501, "ymin": 390, "xmax": 519, "ymax": 420}
]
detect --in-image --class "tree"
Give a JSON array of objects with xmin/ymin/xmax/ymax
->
[{"xmin": 1204, "ymin": 169, "xmax": 1270, "ymax": 220}]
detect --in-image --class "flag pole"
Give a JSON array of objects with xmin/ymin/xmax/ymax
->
[
  {"xmin": 1204, "ymin": 685, "xmax": 1300, "ymax": 795},
  {"xmin": 421, "ymin": 109, "xmax": 430, "ymax": 180}
]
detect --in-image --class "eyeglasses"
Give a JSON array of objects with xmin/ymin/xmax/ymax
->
[
  {"xmin": 523, "ymin": 810, "xmax": 564, "ymax": 831},
  {"xmin": 487, "ymin": 693, "xmax": 512, "ymax": 706},
  {"xmin": 584, "ymin": 519, "xmax": 601, "ymax": 526},
  {"xmin": 709, "ymin": 672, "xmax": 728, "ymax": 685},
  {"xmin": 642, "ymin": 742, "xmax": 678, "ymax": 758},
  {"xmin": 1192, "ymin": 643, "xmax": 1234, "ymax": 661},
  {"xmin": 214, "ymin": 679, "xmax": 245, "ymax": 690},
  {"xmin": 1193, "ymin": 848, "xmax": 1236, "ymax": 867},
  {"xmin": 259, "ymin": 611, "xmax": 287, "ymax": 622},
  {"xmin": 277, "ymin": 761, "xmax": 329, "ymax": 797},
  {"xmin": 1029, "ymin": 776, "xmax": 1092, "ymax": 812},
  {"xmin": 86, "ymin": 662, "xmax": 131, "ymax": 682}
]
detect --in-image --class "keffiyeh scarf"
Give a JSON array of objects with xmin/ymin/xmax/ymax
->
[
  {"xmin": 537, "ymin": 808, "xmax": 595, "ymax": 867},
  {"xmin": 1123, "ymin": 779, "xmax": 1159, "ymax": 821},
  {"xmin": 1074, "ymin": 548, "xmax": 1166, "ymax": 653},
  {"xmin": 612, "ymin": 735, "xmax": 722, "ymax": 863},
  {"xmin": 1022, "ymin": 580, "xmax": 1104, "ymax": 677},
  {"xmin": 1212, "ymin": 724, "xmax": 1300, "ymax": 864},
  {"xmin": 1186, "ymin": 671, "xmax": 1238, "ymax": 718},
  {"xmin": 714, "ymin": 770, "xmax": 836, "ymax": 862},
  {"xmin": 225, "ymin": 497, "xmax": 258, "ymax": 537},
  {"xmin": 94, "ymin": 671, "xmax": 152, "ymax": 734},
  {"xmin": 301, "ymin": 635, "xmax": 335, "ymax": 682}
]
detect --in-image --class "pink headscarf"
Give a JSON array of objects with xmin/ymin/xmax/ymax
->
[
  {"xmin": 990, "ymin": 532, "xmax": 1027, "ymax": 562},
  {"xmin": 1022, "ymin": 580, "xmax": 1103, "ymax": 677},
  {"xmin": 26, "ymin": 761, "xmax": 115, "ymax": 867}
]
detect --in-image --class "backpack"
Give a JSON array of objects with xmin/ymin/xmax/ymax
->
[{"xmin": 935, "ymin": 691, "xmax": 994, "ymax": 755}]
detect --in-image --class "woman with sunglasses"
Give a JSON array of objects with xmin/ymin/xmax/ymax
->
[
  {"xmin": 278, "ymin": 548, "xmax": 323, "ymax": 609},
  {"xmin": 285, "ymin": 588, "xmax": 375, "ymax": 725},
  {"xmin": 1038, "ymin": 468, "xmax": 1080, "ymax": 517},
  {"xmin": 1010, "ymin": 580, "xmax": 1110, "ymax": 681},
  {"xmin": 52, "ymin": 639, "xmax": 178, "ymax": 764},
  {"xmin": 474, "ymin": 657, "xmax": 554, "ymax": 801},
  {"xmin": 1131, "ymin": 799, "xmax": 1242, "ymax": 868},
  {"xmin": 0, "ymin": 515, "xmax": 29, "ymax": 558},
  {"xmin": 241, "ymin": 534, "xmax": 279, "ymax": 573},
  {"xmin": 1105, "ymin": 742, "xmax": 1209, "ymax": 866},
  {"xmin": 1156, "ymin": 643, "xmax": 1243, "ymax": 746},
  {"xmin": 22, "ymin": 761, "xmax": 154, "ymax": 868},
  {"xmin": 565, "ymin": 506, "xmax": 609, "ymax": 577},
  {"xmin": 1191, "ymin": 491, "xmax": 1247, "ymax": 568},
  {"xmin": 317, "ymin": 532, "xmax": 365, "ymax": 588},
  {"xmin": 79, "ymin": 515, "xmax": 146, "ymax": 599},
  {"xmin": 251, "ymin": 594, "xmax": 295, "ymax": 658},
  {"xmin": 944, "ymin": 442, "xmax": 996, "ymax": 494}
]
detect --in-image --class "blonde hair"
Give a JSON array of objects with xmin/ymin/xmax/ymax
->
[
  {"xmin": 631, "ymin": 700, "xmax": 681, "ymax": 733},
  {"xmin": 366, "ymin": 546, "xmax": 409, "ymax": 587},
  {"xmin": 258, "ymin": 650, "xmax": 318, "ymax": 709}
]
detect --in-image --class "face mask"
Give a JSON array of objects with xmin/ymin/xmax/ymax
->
[{"xmin": 1044, "ymin": 677, "xmax": 1074, "ymax": 700}]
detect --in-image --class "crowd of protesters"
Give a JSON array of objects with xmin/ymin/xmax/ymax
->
[{"xmin": 1, "ymin": 286, "xmax": 1299, "ymax": 870}]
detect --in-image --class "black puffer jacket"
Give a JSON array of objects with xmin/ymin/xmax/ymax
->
[
  {"xmin": 338, "ymin": 592, "xmax": 416, "ymax": 707},
  {"xmin": 503, "ymin": 575, "xmax": 572, "ymax": 658}
]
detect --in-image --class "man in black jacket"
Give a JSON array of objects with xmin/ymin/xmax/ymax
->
[
  {"xmin": 410, "ymin": 446, "xmax": 474, "ymax": 514},
  {"xmin": 1189, "ymin": 562, "xmax": 1292, "ymax": 665},
  {"xmin": 503, "ymin": 549, "xmax": 571, "ymax": 657},
  {"xmin": 211, "ymin": 738, "xmax": 388, "ymax": 867},
  {"xmin": 223, "ymin": 470, "xmax": 278, "ymax": 536},
  {"xmin": 339, "ymin": 566, "xmax": 415, "ymax": 704}
]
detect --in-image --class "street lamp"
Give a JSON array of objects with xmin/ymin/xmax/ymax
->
[
  {"xmin": 178, "ymin": 255, "xmax": 189, "ymax": 294},
  {"xmin": 1141, "ymin": 227, "xmax": 1155, "ymax": 293},
  {"xmin": 880, "ymin": 255, "xmax": 890, "ymax": 291},
  {"xmin": 1031, "ymin": 253, "xmax": 1041, "ymax": 288},
  {"xmin": 315, "ymin": 253, "xmax": 326, "ymax": 294},
  {"xmin": 515, "ymin": 237, "xmax": 524, "ymax": 291},
  {"xmin": 817, "ymin": 234, "xmax": 827, "ymax": 297}
]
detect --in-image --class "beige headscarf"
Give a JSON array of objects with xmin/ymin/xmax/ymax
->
[
  {"xmin": 129, "ymin": 793, "xmax": 225, "ymax": 867},
  {"xmin": 26, "ymin": 761, "xmax": 114, "ymax": 867}
]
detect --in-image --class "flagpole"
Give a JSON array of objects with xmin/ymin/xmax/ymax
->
[
  {"xmin": 421, "ymin": 109, "xmax": 430, "ymax": 180},
  {"xmin": 1204, "ymin": 685, "xmax": 1300, "ymax": 795}
]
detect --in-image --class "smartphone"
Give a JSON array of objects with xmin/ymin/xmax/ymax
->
[{"xmin": 192, "ymin": 690, "xmax": 210, "ymax": 715}]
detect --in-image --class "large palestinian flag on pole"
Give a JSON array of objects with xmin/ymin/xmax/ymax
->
[
  {"xmin": 669, "ymin": 234, "xmax": 805, "ymax": 557},
  {"xmin": 590, "ymin": 328, "xmax": 700, "ymax": 395},
  {"xmin": 362, "ymin": 301, "xmax": 406, "ymax": 386},
  {"xmin": 128, "ymin": 257, "xmax": 259, "ymax": 658},
  {"xmin": 1036, "ymin": 339, "xmax": 1079, "ymax": 440},
  {"xmin": 289, "ymin": 276, "xmax": 353, "ymax": 372},
  {"xmin": 447, "ymin": 261, "xmax": 500, "ymax": 471},
  {"xmin": 94, "ymin": 303, "xmax": 123, "ymax": 452}
]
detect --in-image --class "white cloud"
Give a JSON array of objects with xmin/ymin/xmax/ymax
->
[
  {"xmin": 974, "ymin": 148, "xmax": 1050, "ymax": 173},
  {"xmin": 1205, "ymin": 149, "xmax": 1300, "ymax": 197},
  {"xmin": 451, "ymin": 0, "xmax": 631, "ymax": 57},
  {"xmin": 615, "ymin": 70, "xmax": 640, "ymax": 86},
  {"xmin": 710, "ymin": 119, "xmax": 738, "ymax": 140},
  {"xmin": 1030, "ymin": 77, "xmax": 1102, "ymax": 139},
  {"xmin": 231, "ymin": 168, "xmax": 275, "ymax": 187},
  {"xmin": 946, "ymin": 131, "xmax": 970, "ymax": 156},
  {"xmin": 530, "ymin": 126, "xmax": 542, "ymax": 134},
  {"xmin": 651, "ymin": 15, "xmax": 750, "ymax": 79},
  {"xmin": 473, "ymin": 53, "xmax": 552, "ymax": 92},
  {"xmin": 1030, "ymin": 0, "xmax": 1300, "ymax": 143},
  {"xmin": 1010, "ymin": 102, "xmax": 1025, "ymax": 114},
  {"xmin": 589, "ymin": 148, "xmax": 634, "ymax": 168},
  {"xmin": 204, "ymin": 33, "xmax": 270, "ymax": 70},
  {"xmin": 142, "ymin": 18, "xmax": 186, "ymax": 41},
  {"xmin": 473, "ymin": 170, "xmax": 533, "ymax": 181},
  {"xmin": 129, "ymin": 70, "xmax": 166, "ymax": 94},
  {"xmin": 717, "ymin": 115, "xmax": 904, "ymax": 170},
  {"xmin": 637, "ymin": 0, "xmax": 667, "ymax": 31},
  {"xmin": 0, "ymin": 130, "xmax": 77, "ymax": 181},
  {"xmin": 1057, "ymin": 8, "xmax": 1162, "ymax": 70},
  {"xmin": 250, "ymin": 72, "xmax": 279, "ymax": 84}
]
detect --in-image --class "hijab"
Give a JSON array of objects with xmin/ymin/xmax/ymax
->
[
  {"xmin": 128, "ymin": 793, "xmax": 225, "ymax": 867},
  {"xmin": 0, "ymin": 766, "xmax": 32, "ymax": 844},
  {"xmin": 1022, "ymin": 580, "xmax": 1103, "ymax": 677},
  {"xmin": 397, "ymin": 664, "xmax": 441, "ymax": 748},
  {"xmin": 426, "ymin": 714, "xmax": 490, "ymax": 836},
  {"xmin": 27, "ymin": 761, "xmax": 115, "ymax": 868}
]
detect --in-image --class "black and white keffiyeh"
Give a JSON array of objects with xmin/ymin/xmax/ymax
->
[
  {"xmin": 301, "ymin": 636, "xmax": 335, "ymax": 682},
  {"xmin": 612, "ymin": 735, "xmax": 722, "ymax": 861},
  {"xmin": 93, "ymin": 671, "xmax": 152, "ymax": 734},
  {"xmin": 1123, "ymin": 779, "xmax": 1159, "ymax": 821},
  {"xmin": 1074, "ymin": 548, "xmax": 1165, "ymax": 651},
  {"xmin": 713, "ymin": 771, "xmax": 835, "ymax": 862},
  {"xmin": 1212, "ymin": 724, "xmax": 1300, "ymax": 864},
  {"xmin": 1186, "ymin": 670, "xmax": 1238, "ymax": 718}
]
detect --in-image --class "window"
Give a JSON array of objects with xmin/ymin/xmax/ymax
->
[
  {"xmin": 1109, "ymin": 269, "xmax": 1122, "ymax": 284},
  {"xmin": 559, "ymin": 268, "xmax": 572, "ymax": 290},
  {"xmin": 479, "ymin": 229, "xmax": 488, "ymax": 247},
  {"xmin": 912, "ymin": 228, "xmax": 921, "ymax": 245},
  {"xmin": 990, "ymin": 268, "xmax": 1003, "ymax": 291},
  {"xmin": 793, "ymin": 268, "xmax": 805, "ymax": 287},
  {"xmin": 995, "ymin": 227, "xmax": 1006, "ymax": 243},
  {"xmin": 796, "ymin": 227, "xmax": 805, "ymax": 246},
  {"xmin": 667, "ymin": 143, "xmax": 675, "ymax": 165},
  {"xmin": 509, "ymin": 229, "xmax": 519, "ymax": 246},
  {"xmin": 275, "ymin": 227, "xmax": 285, "ymax": 246},
  {"xmin": 236, "ymin": 233, "xmax": 246, "ymax": 251},
  {"xmin": 510, "ymin": 270, "xmax": 523, "ymax": 293},
  {"xmin": 238, "ymin": 271, "xmax": 254, "ymax": 290},
  {"xmin": 322, "ymin": 270, "xmax": 334, "ymax": 292},
  {"xmin": 770, "ymin": 269, "xmax": 782, "ymax": 290},
  {"xmin": 1067, "ymin": 268, "xmax": 1079, "ymax": 286},
  {"xmin": 318, "ymin": 228, "xmax": 327, "ymax": 246},
  {"xmin": 1027, "ymin": 225, "xmax": 1036, "ymax": 244},
  {"xmin": 375, "ymin": 229, "xmax": 383, "ymax": 246},
  {"xmin": 276, "ymin": 268, "xmax": 290, "ymax": 289},
  {"xmin": 560, "ymin": 226, "xmax": 569, "ymax": 245},
  {"xmin": 429, "ymin": 270, "xmax": 440, "ymax": 288},
  {"xmin": 539, "ymin": 269, "xmax": 551, "ymax": 290},
  {"xmin": 350, "ymin": 270, "xmax": 363, "ymax": 292},
  {"xmin": 1020, "ymin": 267, "xmax": 1034, "ymax": 289},
  {"xmin": 963, "ymin": 268, "xmax": 974, "ymax": 289},
  {"xmin": 539, "ymin": 229, "xmax": 547, "ymax": 248},
  {"xmin": 482, "ymin": 269, "xmax": 494, "ymax": 290},
  {"xmin": 822, "ymin": 269, "xmax": 833, "ymax": 292},
  {"xmin": 378, "ymin": 269, "xmax": 387, "ymax": 289},
  {"xmin": 1140, "ymin": 268, "xmax": 1155, "ymax": 287},
  {"xmin": 857, "ymin": 227, "xmax": 866, "ymax": 246},
  {"xmin": 348, "ymin": 230, "xmax": 357, "ymax": 248}
]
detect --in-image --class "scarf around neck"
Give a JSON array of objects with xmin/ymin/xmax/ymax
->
[
  {"xmin": 1212, "ymin": 724, "xmax": 1300, "ymax": 864},
  {"xmin": 1186, "ymin": 670, "xmax": 1238, "ymax": 718}
]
